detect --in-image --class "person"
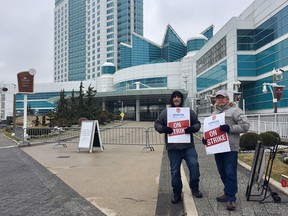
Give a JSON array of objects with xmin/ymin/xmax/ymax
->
[
  {"xmin": 154, "ymin": 90, "xmax": 203, "ymax": 204},
  {"xmin": 120, "ymin": 112, "xmax": 125, "ymax": 122},
  {"xmin": 202, "ymin": 90, "xmax": 250, "ymax": 211}
]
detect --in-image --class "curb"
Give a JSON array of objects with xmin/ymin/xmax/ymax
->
[
  {"xmin": 238, "ymin": 160, "xmax": 288, "ymax": 196},
  {"xmin": 181, "ymin": 164, "xmax": 198, "ymax": 216}
]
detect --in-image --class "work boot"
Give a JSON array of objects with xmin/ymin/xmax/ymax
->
[
  {"xmin": 216, "ymin": 194, "xmax": 228, "ymax": 202},
  {"xmin": 171, "ymin": 194, "xmax": 182, "ymax": 204},
  {"xmin": 226, "ymin": 201, "xmax": 236, "ymax": 211},
  {"xmin": 192, "ymin": 190, "xmax": 203, "ymax": 198}
]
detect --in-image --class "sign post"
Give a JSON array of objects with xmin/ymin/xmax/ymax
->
[{"xmin": 17, "ymin": 69, "xmax": 36, "ymax": 132}]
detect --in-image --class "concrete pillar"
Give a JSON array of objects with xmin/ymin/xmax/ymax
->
[{"xmin": 136, "ymin": 99, "xmax": 140, "ymax": 121}]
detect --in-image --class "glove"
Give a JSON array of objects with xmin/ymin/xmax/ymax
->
[
  {"xmin": 202, "ymin": 137, "xmax": 207, "ymax": 145},
  {"xmin": 164, "ymin": 126, "xmax": 173, "ymax": 134},
  {"xmin": 184, "ymin": 126, "xmax": 196, "ymax": 134},
  {"xmin": 220, "ymin": 124, "xmax": 230, "ymax": 133}
]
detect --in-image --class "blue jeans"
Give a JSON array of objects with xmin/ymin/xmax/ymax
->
[
  {"xmin": 167, "ymin": 147, "xmax": 200, "ymax": 196},
  {"xmin": 214, "ymin": 151, "xmax": 238, "ymax": 202}
]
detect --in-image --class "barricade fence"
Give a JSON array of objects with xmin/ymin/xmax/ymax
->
[{"xmin": 15, "ymin": 126, "xmax": 165, "ymax": 149}]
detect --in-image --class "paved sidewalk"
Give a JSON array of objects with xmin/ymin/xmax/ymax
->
[
  {"xmin": 1, "ymin": 121, "xmax": 288, "ymax": 215},
  {"xmin": 183, "ymin": 136, "xmax": 288, "ymax": 215},
  {"xmin": 0, "ymin": 134, "xmax": 106, "ymax": 216}
]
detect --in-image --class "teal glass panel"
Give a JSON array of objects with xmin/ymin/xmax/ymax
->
[
  {"xmin": 68, "ymin": 0, "xmax": 86, "ymax": 81},
  {"xmin": 197, "ymin": 60, "xmax": 227, "ymax": 92},
  {"xmin": 114, "ymin": 77, "xmax": 167, "ymax": 90},
  {"xmin": 237, "ymin": 5, "xmax": 288, "ymax": 51},
  {"xmin": 162, "ymin": 26, "xmax": 186, "ymax": 62}
]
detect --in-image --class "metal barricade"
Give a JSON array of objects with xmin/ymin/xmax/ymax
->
[{"xmin": 15, "ymin": 125, "xmax": 165, "ymax": 151}]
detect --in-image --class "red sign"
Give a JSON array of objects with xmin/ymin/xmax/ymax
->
[
  {"xmin": 275, "ymin": 86, "xmax": 284, "ymax": 101},
  {"xmin": 204, "ymin": 127, "xmax": 228, "ymax": 147},
  {"xmin": 168, "ymin": 120, "xmax": 189, "ymax": 136},
  {"xmin": 17, "ymin": 71, "xmax": 34, "ymax": 93}
]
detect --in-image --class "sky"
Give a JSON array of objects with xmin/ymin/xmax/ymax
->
[{"xmin": 0, "ymin": 0, "xmax": 254, "ymax": 85}]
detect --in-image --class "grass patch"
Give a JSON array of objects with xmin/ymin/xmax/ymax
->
[{"xmin": 239, "ymin": 150, "xmax": 288, "ymax": 183}]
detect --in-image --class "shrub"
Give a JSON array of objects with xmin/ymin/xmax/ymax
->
[
  {"xmin": 265, "ymin": 131, "xmax": 281, "ymax": 143},
  {"xmin": 260, "ymin": 132, "xmax": 278, "ymax": 146},
  {"xmin": 239, "ymin": 132, "xmax": 262, "ymax": 151}
]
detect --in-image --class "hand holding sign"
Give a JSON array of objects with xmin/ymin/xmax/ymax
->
[
  {"xmin": 203, "ymin": 113, "xmax": 231, "ymax": 154},
  {"xmin": 167, "ymin": 107, "xmax": 191, "ymax": 143}
]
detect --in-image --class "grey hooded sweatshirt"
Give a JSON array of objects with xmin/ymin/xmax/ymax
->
[{"xmin": 154, "ymin": 90, "xmax": 201, "ymax": 150}]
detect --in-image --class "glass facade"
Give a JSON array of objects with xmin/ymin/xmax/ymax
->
[
  {"xmin": 238, "ymin": 38, "xmax": 288, "ymax": 77},
  {"xmin": 162, "ymin": 25, "xmax": 186, "ymax": 62},
  {"xmin": 196, "ymin": 60, "xmax": 227, "ymax": 92},
  {"xmin": 237, "ymin": 6, "xmax": 288, "ymax": 51},
  {"xmin": 68, "ymin": 0, "xmax": 86, "ymax": 81},
  {"xmin": 131, "ymin": 34, "xmax": 161, "ymax": 67},
  {"xmin": 237, "ymin": 5, "xmax": 288, "ymax": 112},
  {"xmin": 101, "ymin": 65, "xmax": 116, "ymax": 74},
  {"xmin": 114, "ymin": 77, "xmax": 167, "ymax": 91},
  {"xmin": 120, "ymin": 25, "xmax": 197, "ymax": 68},
  {"xmin": 117, "ymin": 0, "xmax": 144, "ymax": 68},
  {"xmin": 16, "ymin": 92, "xmax": 62, "ymax": 115},
  {"xmin": 242, "ymin": 72, "xmax": 287, "ymax": 112},
  {"xmin": 202, "ymin": 26, "xmax": 214, "ymax": 40},
  {"xmin": 187, "ymin": 38, "xmax": 207, "ymax": 52},
  {"xmin": 196, "ymin": 37, "xmax": 226, "ymax": 75},
  {"xmin": 54, "ymin": 0, "xmax": 144, "ymax": 82},
  {"xmin": 120, "ymin": 44, "xmax": 132, "ymax": 69}
]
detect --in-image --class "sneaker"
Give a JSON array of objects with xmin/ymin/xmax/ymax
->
[
  {"xmin": 216, "ymin": 194, "xmax": 227, "ymax": 202},
  {"xmin": 171, "ymin": 194, "xmax": 182, "ymax": 204},
  {"xmin": 192, "ymin": 190, "xmax": 203, "ymax": 198},
  {"xmin": 226, "ymin": 201, "xmax": 236, "ymax": 211}
]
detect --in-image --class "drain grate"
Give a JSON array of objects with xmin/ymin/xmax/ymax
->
[{"xmin": 57, "ymin": 156, "xmax": 70, "ymax": 158}]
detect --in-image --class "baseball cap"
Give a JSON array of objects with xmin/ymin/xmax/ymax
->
[{"xmin": 215, "ymin": 90, "xmax": 229, "ymax": 98}]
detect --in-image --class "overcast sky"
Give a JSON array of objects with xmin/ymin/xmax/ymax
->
[{"xmin": 0, "ymin": 0, "xmax": 254, "ymax": 85}]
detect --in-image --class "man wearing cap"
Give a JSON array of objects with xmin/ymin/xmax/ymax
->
[
  {"xmin": 202, "ymin": 89, "xmax": 249, "ymax": 211},
  {"xmin": 155, "ymin": 90, "xmax": 203, "ymax": 204}
]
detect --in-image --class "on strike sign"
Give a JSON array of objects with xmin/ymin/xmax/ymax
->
[
  {"xmin": 203, "ymin": 113, "xmax": 231, "ymax": 154},
  {"xmin": 167, "ymin": 107, "xmax": 190, "ymax": 143}
]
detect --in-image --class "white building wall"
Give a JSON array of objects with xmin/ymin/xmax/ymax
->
[
  {"xmin": 54, "ymin": 0, "xmax": 69, "ymax": 82},
  {"xmin": 0, "ymin": 84, "xmax": 16, "ymax": 121},
  {"xmin": 180, "ymin": 51, "xmax": 197, "ymax": 108}
]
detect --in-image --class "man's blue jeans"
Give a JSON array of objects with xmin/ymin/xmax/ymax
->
[
  {"xmin": 167, "ymin": 147, "xmax": 200, "ymax": 196},
  {"xmin": 214, "ymin": 151, "xmax": 238, "ymax": 202}
]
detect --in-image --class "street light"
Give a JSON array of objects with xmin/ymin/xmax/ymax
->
[{"xmin": 262, "ymin": 68, "xmax": 285, "ymax": 113}]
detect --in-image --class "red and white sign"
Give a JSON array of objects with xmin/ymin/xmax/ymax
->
[
  {"xmin": 203, "ymin": 113, "xmax": 231, "ymax": 154},
  {"xmin": 167, "ymin": 107, "xmax": 190, "ymax": 143}
]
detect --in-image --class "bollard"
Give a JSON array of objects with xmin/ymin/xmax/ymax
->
[
  {"xmin": 281, "ymin": 178, "xmax": 287, "ymax": 187},
  {"xmin": 281, "ymin": 174, "xmax": 288, "ymax": 187}
]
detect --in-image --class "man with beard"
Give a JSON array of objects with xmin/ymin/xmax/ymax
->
[{"xmin": 155, "ymin": 90, "xmax": 203, "ymax": 204}]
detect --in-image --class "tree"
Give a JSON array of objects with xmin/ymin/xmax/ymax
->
[
  {"xmin": 34, "ymin": 116, "xmax": 40, "ymax": 127},
  {"xmin": 86, "ymin": 84, "xmax": 97, "ymax": 119},
  {"xmin": 42, "ymin": 115, "xmax": 46, "ymax": 126},
  {"xmin": 77, "ymin": 81, "xmax": 86, "ymax": 117},
  {"xmin": 56, "ymin": 89, "xmax": 68, "ymax": 126}
]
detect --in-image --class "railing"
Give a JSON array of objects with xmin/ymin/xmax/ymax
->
[
  {"xmin": 15, "ymin": 126, "xmax": 165, "ymax": 150},
  {"xmin": 246, "ymin": 113, "xmax": 288, "ymax": 139}
]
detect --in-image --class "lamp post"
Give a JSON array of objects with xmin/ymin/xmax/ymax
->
[{"xmin": 262, "ymin": 68, "xmax": 285, "ymax": 113}]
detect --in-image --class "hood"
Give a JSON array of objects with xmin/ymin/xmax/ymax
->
[{"xmin": 170, "ymin": 90, "xmax": 184, "ymax": 107}]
